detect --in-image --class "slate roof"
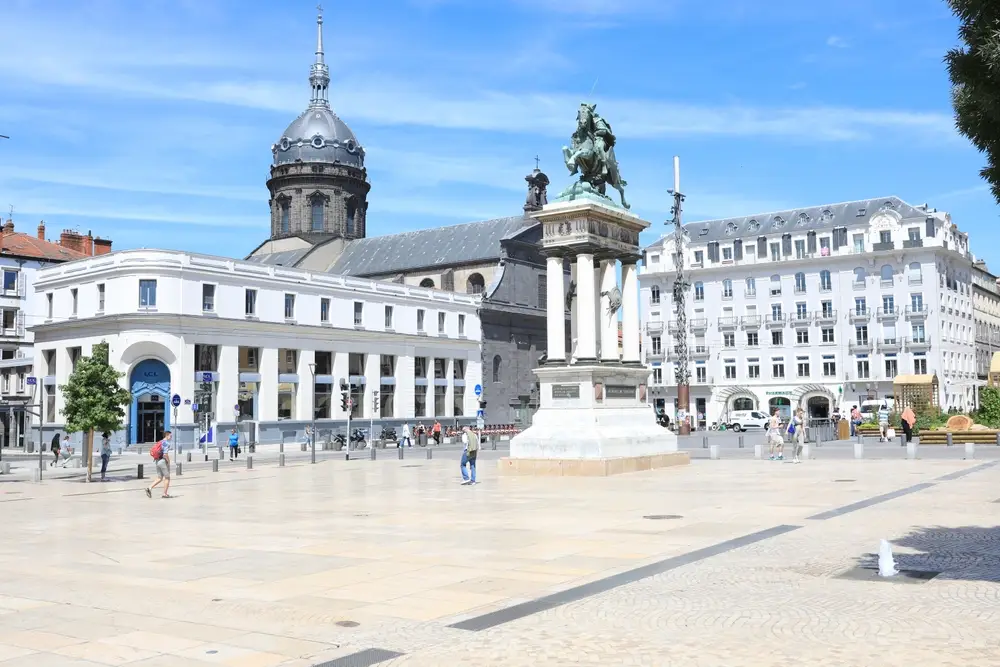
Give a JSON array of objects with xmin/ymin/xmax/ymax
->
[
  {"xmin": 329, "ymin": 216, "xmax": 535, "ymax": 277},
  {"xmin": 645, "ymin": 196, "xmax": 936, "ymax": 250},
  {"xmin": 245, "ymin": 247, "xmax": 313, "ymax": 267}
]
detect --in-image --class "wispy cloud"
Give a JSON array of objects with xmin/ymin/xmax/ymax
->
[{"xmin": 826, "ymin": 35, "xmax": 850, "ymax": 49}]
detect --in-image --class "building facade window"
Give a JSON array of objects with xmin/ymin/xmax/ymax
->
[
  {"xmin": 747, "ymin": 359, "xmax": 760, "ymax": 379},
  {"xmin": 492, "ymin": 355, "xmax": 501, "ymax": 383},
  {"xmin": 458, "ymin": 314, "xmax": 465, "ymax": 336},
  {"xmin": 722, "ymin": 279, "xmax": 733, "ymax": 298},
  {"xmin": 280, "ymin": 201, "xmax": 290, "ymax": 233},
  {"xmin": 650, "ymin": 285, "xmax": 660, "ymax": 304},
  {"xmin": 745, "ymin": 277, "xmax": 756, "ymax": 297},
  {"xmin": 724, "ymin": 359, "xmax": 737, "ymax": 379},
  {"xmin": 284, "ymin": 294, "xmax": 295, "ymax": 319},
  {"xmin": 438, "ymin": 311, "xmax": 446, "ymax": 334},
  {"xmin": 823, "ymin": 357, "xmax": 836, "ymax": 377},
  {"xmin": 321, "ymin": 298, "xmax": 330, "ymax": 322},
  {"xmin": 772, "ymin": 358, "xmax": 785, "ymax": 378},
  {"xmin": 819, "ymin": 270, "xmax": 832, "ymax": 291},
  {"xmin": 139, "ymin": 279, "xmax": 157, "ymax": 308},
  {"xmin": 822, "ymin": 328, "xmax": 835, "ymax": 343},
  {"xmin": 857, "ymin": 358, "xmax": 870, "ymax": 379},
  {"xmin": 385, "ymin": 305, "xmax": 394, "ymax": 329},
  {"xmin": 467, "ymin": 273, "xmax": 486, "ymax": 295},
  {"xmin": 772, "ymin": 330, "xmax": 783, "ymax": 346},
  {"xmin": 202, "ymin": 284, "xmax": 215, "ymax": 312},
  {"xmin": 97, "ymin": 283, "xmax": 105, "ymax": 312},
  {"xmin": 747, "ymin": 331, "xmax": 759, "ymax": 347},
  {"xmin": 245, "ymin": 289, "xmax": 257, "ymax": 316},
  {"xmin": 696, "ymin": 366, "xmax": 707, "ymax": 383},
  {"xmin": 914, "ymin": 357, "xmax": 927, "ymax": 374},
  {"xmin": 310, "ymin": 196, "xmax": 324, "ymax": 231},
  {"xmin": 723, "ymin": 332, "xmax": 735, "ymax": 348},
  {"xmin": 354, "ymin": 301, "xmax": 363, "ymax": 326},
  {"xmin": 694, "ymin": 282, "xmax": 704, "ymax": 301},
  {"xmin": 796, "ymin": 329, "xmax": 809, "ymax": 345},
  {"xmin": 797, "ymin": 358, "xmax": 810, "ymax": 377},
  {"xmin": 70, "ymin": 288, "xmax": 78, "ymax": 317},
  {"xmin": 417, "ymin": 308, "xmax": 425, "ymax": 332},
  {"xmin": 886, "ymin": 358, "xmax": 898, "ymax": 378},
  {"xmin": 419, "ymin": 278, "xmax": 435, "ymax": 288}
]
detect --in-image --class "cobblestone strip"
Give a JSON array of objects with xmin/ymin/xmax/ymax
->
[
  {"xmin": 448, "ymin": 524, "xmax": 800, "ymax": 632},
  {"xmin": 933, "ymin": 460, "xmax": 999, "ymax": 482},
  {"xmin": 806, "ymin": 483, "xmax": 935, "ymax": 520},
  {"xmin": 313, "ymin": 648, "xmax": 405, "ymax": 666}
]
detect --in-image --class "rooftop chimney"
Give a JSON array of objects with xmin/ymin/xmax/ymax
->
[
  {"xmin": 84, "ymin": 231, "xmax": 94, "ymax": 256},
  {"xmin": 93, "ymin": 237, "xmax": 113, "ymax": 256},
  {"xmin": 37, "ymin": 220, "xmax": 45, "ymax": 240},
  {"xmin": 59, "ymin": 229, "xmax": 84, "ymax": 254},
  {"xmin": 2, "ymin": 219, "xmax": 13, "ymax": 235}
]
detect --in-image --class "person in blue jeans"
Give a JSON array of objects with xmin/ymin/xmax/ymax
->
[
  {"xmin": 228, "ymin": 429, "xmax": 240, "ymax": 461},
  {"xmin": 460, "ymin": 426, "xmax": 480, "ymax": 485}
]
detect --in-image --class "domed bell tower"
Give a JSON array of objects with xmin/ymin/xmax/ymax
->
[{"xmin": 267, "ymin": 9, "xmax": 370, "ymax": 240}]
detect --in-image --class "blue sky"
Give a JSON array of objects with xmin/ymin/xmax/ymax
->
[{"xmin": 0, "ymin": 0, "xmax": 996, "ymax": 267}]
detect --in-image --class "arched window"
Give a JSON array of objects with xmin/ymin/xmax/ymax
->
[
  {"xmin": 733, "ymin": 397, "xmax": 754, "ymax": 411},
  {"xmin": 819, "ymin": 270, "xmax": 832, "ymax": 291},
  {"xmin": 492, "ymin": 355, "xmax": 502, "ymax": 383},
  {"xmin": 280, "ymin": 201, "xmax": 290, "ymax": 233},
  {"xmin": 853, "ymin": 267, "xmax": 867, "ymax": 285},
  {"xmin": 794, "ymin": 272, "xmax": 806, "ymax": 293},
  {"xmin": 310, "ymin": 196, "xmax": 324, "ymax": 231},
  {"xmin": 346, "ymin": 203, "xmax": 355, "ymax": 236},
  {"xmin": 467, "ymin": 273, "xmax": 485, "ymax": 294},
  {"xmin": 419, "ymin": 278, "xmax": 435, "ymax": 288},
  {"xmin": 908, "ymin": 262, "xmax": 922, "ymax": 283},
  {"xmin": 880, "ymin": 264, "xmax": 894, "ymax": 283}
]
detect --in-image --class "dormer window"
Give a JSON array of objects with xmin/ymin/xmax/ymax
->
[
  {"xmin": 725, "ymin": 222, "xmax": 737, "ymax": 235},
  {"xmin": 773, "ymin": 216, "xmax": 785, "ymax": 228},
  {"xmin": 747, "ymin": 219, "xmax": 760, "ymax": 232}
]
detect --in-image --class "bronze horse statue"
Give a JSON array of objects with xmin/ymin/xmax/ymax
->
[{"xmin": 562, "ymin": 103, "xmax": 629, "ymax": 209}]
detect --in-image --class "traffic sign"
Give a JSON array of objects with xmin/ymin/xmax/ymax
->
[
  {"xmin": 171, "ymin": 394, "xmax": 181, "ymax": 407},
  {"xmin": 192, "ymin": 403, "xmax": 199, "ymax": 412},
  {"xmin": 184, "ymin": 398, "xmax": 191, "ymax": 405},
  {"xmin": 201, "ymin": 372, "xmax": 213, "ymax": 383},
  {"xmin": 474, "ymin": 384, "xmax": 482, "ymax": 397},
  {"xmin": 476, "ymin": 409, "xmax": 485, "ymax": 418},
  {"xmin": 25, "ymin": 376, "xmax": 35, "ymax": 386},
  {"xmin": 476, "ymin": 416, "xmax": 485, "ymax": 430}
]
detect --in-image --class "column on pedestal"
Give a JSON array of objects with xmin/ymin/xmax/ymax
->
[
  {"xmin": 621, "ymin": 260, "xmax": 641, "ymax": 364},
  {"xmin": 569, "ymin": 260, "xmax": 578, "ymax": 361},
  {"xmin": 575, "ymin": 253, "xmax": 598, "ymax": 361},
  {"xmin": 545, "ymin": 255, "xmax": 566, "ymax": 363},
  {"xmin": 594, "ymin": 264, "xmax": 602, "ymax": 359},
  {"xmin": 599, "ymin": 259, "xmax": 619, "ymax": 362}
]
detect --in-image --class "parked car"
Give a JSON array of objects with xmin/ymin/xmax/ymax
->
[{"xmin": 727, "ymin": 410, "xmax": 770, "ymax": 432}]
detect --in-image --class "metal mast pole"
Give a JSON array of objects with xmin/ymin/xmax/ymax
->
[{"xmin": 669, "ymin": 156, "xmax": 691, "ymax": 435}]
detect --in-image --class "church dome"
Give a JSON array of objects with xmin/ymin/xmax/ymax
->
[{"xmin": 272, "ymin": 107, "xmax": 365, "ymax": 168}]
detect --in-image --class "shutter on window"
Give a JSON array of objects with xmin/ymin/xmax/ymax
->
[
  {"xmin": 806, "ymin": 232, "xmax": 817, "ymax": 254},
  {"xmin": 832, "ymin": 227, "xmax": 845, "ymax": 249},
  {"xmin": 708, "ymin": 242, "xmax": 719, "ymax": 262},
  {"xmin": 757, "ymin": 236, "xmax": 767, "ymax": 256},
  {"xmin": 782, "ymin": 234, "xmax": 792, "ymax": 256},
  {"xmin": 733, "ymin": 240, "xmax": 743, "ymax": 260},
  {"xmin": 925, "ymin": 217, "xmax": 936, "ymax": 238}
]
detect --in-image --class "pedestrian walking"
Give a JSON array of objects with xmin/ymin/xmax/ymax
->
[
  {"xmin": 400, "ymin": 422, "xmax": 412, "ymax": 448},
  {"xmin": 850, "ymin": 405, "xmax": 861, "ymax": 437},
  {"xmin": 767, "ymin": 409, "xmax": 784, "ymax": 461},
  {"xmin": 877, "ymin": 404, "xmax": 890, "ymax": 442},
  {"xmin": 789, "ymin": 408, "xmax": 805, "ymax": 464},
  {"xmin": 460, "ymin": 425, "xmax": 479, "ymax": 485},
  {"xmin": 100, "ymin": 432, "xmax": 112, "ymax": 481},
  {"xmin": 50, "ymin": 433, "xmax": 61, "ymax": 467},
  {"xmin": 59, "ymin": 436, "xmax": 74, "ymax": 467},
  {"xmin": 228, "ymin": 428, "xmax": 239, "ymax": 460},
  {"xmin": 432, "ymin": 420, "xmax": 442, "ymax": 446},
  {"xmin": 901, "ymin": 406, "xmax": 916, "ymax": 443},
  {"xmin": 144, "ymin": 431, "xmax": 173, "ymax": 499}
]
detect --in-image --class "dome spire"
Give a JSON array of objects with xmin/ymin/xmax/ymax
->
[{"xmin": 308, "ymin": 5, "xmax": 330, "ymax": 109}]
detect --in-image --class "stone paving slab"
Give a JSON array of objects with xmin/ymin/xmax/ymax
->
[{"xmin": 0, "ymin": 457, "xmax": 998, "ymax": 665}]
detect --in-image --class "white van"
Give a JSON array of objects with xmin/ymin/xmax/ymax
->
[{"xmin": 727, "ymin": 410, "xmax": 770, "ymax": 432}]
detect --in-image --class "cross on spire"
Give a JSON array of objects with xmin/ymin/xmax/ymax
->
[{"xmin": 534, "ymin": 155, "xmax": 540, "ymax": 170}]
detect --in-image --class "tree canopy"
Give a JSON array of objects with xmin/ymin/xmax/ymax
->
[
  {"xmin": 59, "ymin": 342, "xmax": 131, "ymax": 435},
  {"xmin": 945, "ymin": 0, "xmax": 1000, "ymax": 203}
]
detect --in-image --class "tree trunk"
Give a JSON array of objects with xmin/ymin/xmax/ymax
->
[{"xmin": 85, "ymin": 428, "xmax": 94, "ymax": 483}]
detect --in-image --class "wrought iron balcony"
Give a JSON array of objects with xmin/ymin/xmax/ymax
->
[
  {"xmin": 903, "ymin": 238, "xmax": 923, "ymax": 249},
  {"xmin": 814, "ymin": 309, "xmax": 837, "ymax": 325},
  {"xmin": 873, "ymin": 241, "xmax": 895, "ymax": 251}
]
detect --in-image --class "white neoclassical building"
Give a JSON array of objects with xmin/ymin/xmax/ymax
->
[
  {"xmin": 30, "ymin": 250, "xmax": 482, "ymax": 446},
  {"xmin": 640, "ymin": 196, "xmax": 979, "ymax": 427}
]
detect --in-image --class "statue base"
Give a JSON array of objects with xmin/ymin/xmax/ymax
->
[
  {"xmin": 554, "ymin": 180, "xmax": 625, "ymax": 210},
  {"xmin": 501, "ymin": 365, "xmax": 687, "ymax": 477}
]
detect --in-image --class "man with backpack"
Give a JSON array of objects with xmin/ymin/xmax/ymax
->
[
  {"xmin": 144, "ymin": 430, "xmax": 173, "ymax": 499},
  {"xmin": 460, "ymin": 425, "xmax": 479, "ymax": 485}
]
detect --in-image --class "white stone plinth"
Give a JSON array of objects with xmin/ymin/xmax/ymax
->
[{"xmin": 504, "ymin": 365, "xmax": 683, "ymax": 475}]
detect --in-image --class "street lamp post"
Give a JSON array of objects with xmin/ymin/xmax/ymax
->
[{"xmin": 308, "ymin": 363, "xmax": 316, "ymax": 464}]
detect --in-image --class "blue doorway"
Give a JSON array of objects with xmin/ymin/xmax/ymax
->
[{"xmin": 130, "ymin": 359, "xmax": 170, "ymax": 444}]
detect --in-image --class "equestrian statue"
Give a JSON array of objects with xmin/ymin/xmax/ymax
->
[{"xmin": 559, "ymin": 102, "xmax": 629, "ymax": 210}]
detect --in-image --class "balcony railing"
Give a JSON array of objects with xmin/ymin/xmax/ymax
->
[
  {"xmin": 877, "ymin": 307, "xmax": 899, "ymax": 321},
  {"xmin": 908, "ymin": 275, "xmax": 923, "ymax": 285},
  {"xmin": 667, "ymin": 320, "xmax": 680, "ymax": 333},
  {"xmin": 646, "ymin": 348, "xmax": 665, "ymax": 362},
  {"xmin": 718, "ymin": 316, "xmax": 739, "ymax": 330},
  {"xmin": 905, "ymin": 336, "xmax": 932, "ymax": 351},
  {"xmin": 646, "ymin": 320, "xmax": 665, "ymax": 335},
  {"xmin": 765, "ymin": 315, "xmax": 787, "ymax": 328},
  {"xmin": 849, "ymin": 339, "xmax": 872, "ymax": 354},
  {"xmin": 905, "ymin": 306, "xmax": 927, "ymax": 320},
  {"xmin": 692, "ymin": 345, "xmax": 710, "ymax": 359},
  {"xmin": 852, "ymin": 280, "xmax": 866, "ymax": 289},
  {"xmin": 903, "ymin": 238, "xmax": 923, "ymax": 249},
  {"xmin": 873, "ymin": 241, "xmax": 895, "ymax": 251},
  {"xmin": 814, "ymin": 309, "xmax": 837, "ymax": 324},
  {"xmin": 690, "ymin": 317, "xmax": 708, "ymax": 331},
  {"xmin": 741, "ymin": 315, "xmax": 762, "ymax": 329},
  {"xmin": 790, "ymin": 313, "xmax": 812, "ymax": 327},
  {"xmin": 849, "ymin": 309, "xmax": 871, "ymax": 322},
  {"xmin": 744, "ymin": 289, "xmax": 757, "ymax": 298},
  {"xmin": 879, "ymin": 338, "xmax": 902, "ymax": 351}
]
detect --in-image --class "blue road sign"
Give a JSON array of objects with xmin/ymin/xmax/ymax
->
[
  {"xmin": 26, "ymin": 376, "xmax": 36, "ymax": 386},
  {"xmin": 192, "ymin": 403, "xmax": 199, "ymax": 412},
  {"xmin": 184, "ymin": 398, "xmax": 191, "ymax": 405},
  {"xmin": 476, "ymin": 409, "xmax": 485, "ymax": 418},
  {"xmin": 201, "ymin": 372, "xmax": 213, "ymax": 383},
  {"xmin": 171, "ymin": 394, "xmax": 181, "ymax": 407},
  {"xmin": 474, "ymin": 384, "xmax": 482, "ymax": 396}
]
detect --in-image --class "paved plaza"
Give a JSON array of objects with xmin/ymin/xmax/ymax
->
[{"xmin": 0, "ymin": 451, "xmax": 999, "ymax": 666}]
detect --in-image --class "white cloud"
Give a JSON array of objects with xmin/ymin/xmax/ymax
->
[{"xmin": 826, "ymin": 35, "xmax": 849, "ymax": 48}]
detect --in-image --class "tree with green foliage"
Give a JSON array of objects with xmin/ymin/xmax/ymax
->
[
  {"xmin": 59, "ymin": 342, "xmax": 131, "ymax": 482},
  {"xmin": 978, "ymin": 386, "xmax": 1000, "ymax": 428},
  {"xmin": 945, "ymin": 0, "xmax": 1000, "ymax": 203}
]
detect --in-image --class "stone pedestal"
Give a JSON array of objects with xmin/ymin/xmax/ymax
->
[{"xmin": 501, "ymin": 198, "xmax": 686, "ymax": 476}]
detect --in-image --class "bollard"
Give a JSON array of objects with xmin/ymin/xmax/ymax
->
[
  {"xmin": 907, "ymin": 441, "xmax": 918, "ymax": 460},
  {"xmin": 175, "ymin": 462, "xmax": 182, "ymax": 476},
  {"xmin": 853, "ymin": 442, "xmax": 864, "ymax": 459},
  {"xmin": 138, "ymin": 447, "xmax": 143, "ymax": 455},
  {"xmin": 397, "ymin": 447, "xmax": 404, "ymax": 460},
  {"xmin": 996, "ymin": 432, "xmax": 1000, "ymax": 447},
  {"xmin": 137, "ymin": 463, "xmax": 144, "ymax": 479},
  {"xmin": 965, "ymin": 442, "xmax": 975, "ymax": 459},
  {"xmin": 801, "ymin": 444, "xmax": 810, "ymax": 460},
  {"xmin": 426, "ymin": 448, "xmax": 433, "ymax": 460},
  {"xmin": 702, "ymin": 435, "xmax": 708, "ymax": 449},
  {"xmin": 279, "ymin": 442, "xmax": 284, "ymax": 453},
  {"xmin": 186, "ymin": 452, "xmax": 192, "ymax": 463},
  {"xmin": 0, "ymin": 461, "xmax": 8, "ymax": 475},
  {"xmin": 246, "ymin": 456, "xmax": 253, "ymax": 470},
  {"xmin": 204, "ymin": 455, "xmax": 209, "ymax": 462},
  {"xmin": 753, "ymin": 444, "xmax": 763, "ymax": 460},
  {"xmin": 279, "ymin": 453, "xmax": 285, "ymax": 467},
  {"xmin": 212, "ymin": 459, "xmax": 219, "ymax": 472},
  {"xmin": 117, "ymin": 448, "xmax": 122, "ymax": 456},
  {"xmin": 369, "ymin": 447, "xmax": 376, "ymax": 461},
  {"xmin": 709, "ymin": 445, "xmax": 719, "ymax": 460},
  {"xmin": 738, "ymin": 435, "xmax": 745, "ymax": 448},
  {"xmin": 491, "ymin": 435, "xmax": 497, "ymax": 451},
  {"xmin": 301, "ymin": 442, "xmax": 308, "ymax": 452},
  {"xmin": 32, "ymin": 468, "xmax": 41, "ymax": 483},
  {"xmin": 946, "ymin": 432, "xmax": 953, "ymax": 447},
  {"xmin": 899, "ymin": 433, "xmax": 906, "ymax": 448}
]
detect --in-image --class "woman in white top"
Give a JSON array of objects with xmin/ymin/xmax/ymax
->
[{"xmin": 788, "ymin": 408, "xmax": 805, "ymax": 464}]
